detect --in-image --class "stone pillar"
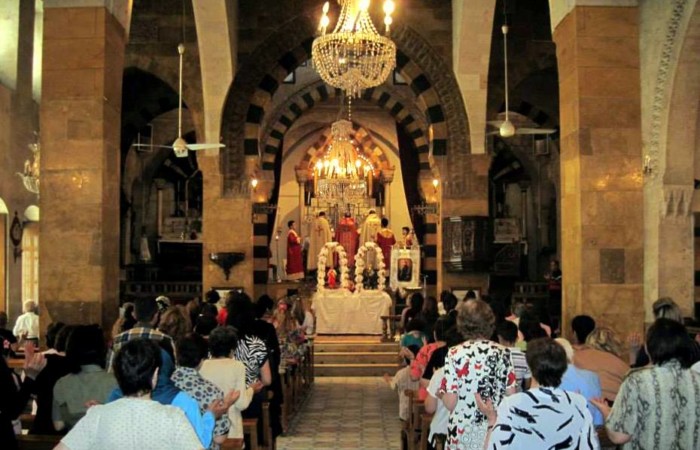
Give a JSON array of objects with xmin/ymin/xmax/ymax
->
[
  {"xmin": 39, "ymin": 4, "xmax": 126, "ymax": 329},
  {"xmin": 552, "ymin": 5, "xmax": 644, "ymax": 338},
  {"xmin": 295, "ymin": 168, "xmax": 309, "ymax": 228},
  {"xmin": 381, "ymin": 168, "xmax": 395, "ymax": 220},
  {"xmin": 656, "ymin": 185, "xmax": 694, "ymax": 318}
]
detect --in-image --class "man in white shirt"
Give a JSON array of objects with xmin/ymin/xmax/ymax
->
[
  {"xmin": 56, "ymin": 338, "xmax": 203, "ymax": 450},
  {"xmin": 13, "ymin": 300, "xmax": 40, "ymax": 345}
]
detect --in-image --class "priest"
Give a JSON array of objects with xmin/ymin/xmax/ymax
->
[
  {"xmin": 336, "ymin": 212, "xmax": 359, "ymax": 268},
  {"xmin": 307, "ymin": 211, "xmax": 332, "ymax": 272},
  {"xmin": 286, "ymin": 220, "xmax": 304, "ymax": 281},
  {"xmin": 376, "ymin": 218, "xmax": 396, "ymax": 271},
  {"xmin": 359, "ymin": 209, "xmax": 381, "ymax": 246}
]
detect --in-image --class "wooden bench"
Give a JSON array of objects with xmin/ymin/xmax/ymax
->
[
  {"xmin": 17, "ymin": 434, "xmax": 62, "ymax": 450},
  {"xmin": 242, "ymin": 417, "xmax": 259, "ymax": 450},
  {"xmin": 381, "ymin": 314, "xmax": 401, "ymax": 342},
  {"xmin": 220, "ymin": 438, "xmax": 244, "ymax": 450}
]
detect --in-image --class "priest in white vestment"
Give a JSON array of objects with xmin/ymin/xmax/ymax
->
[
  {"xmin": 359, "ymin": 209, "xmax": 382, "ymax": 246},
  {"xmin": 307, "ymin": 211, "xmax": 332, "ymax": 271}
]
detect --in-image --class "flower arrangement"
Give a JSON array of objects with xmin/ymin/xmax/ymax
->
[
  {"xmin": 354, "ymin": 241, "xmax": 386, "ymax": 292},
  {"xmin": 317, "ymin": 242, "xmax": 350, "ymax": 292}
]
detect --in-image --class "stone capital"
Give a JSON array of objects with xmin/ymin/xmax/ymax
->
[
  {"xmin": 380, "ymin": 167, "xmax": 395, "ymax": 184},
  {"xmin": 661, "ymin": 184, "xmax": 694, "ymax": 219},
  {"xmin": 549, "ymin": 0, "xmax": 638, "ymax": 33},
  {"xmin": 44, "ymin": 0, "xmax": 131, "ymax": 33},
  {"xmin": 295, "ymin": 167, "xmax": 310, "ymax": 184}
]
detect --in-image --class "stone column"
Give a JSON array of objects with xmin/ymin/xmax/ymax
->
[
  {"xmin": 40, "ymin": 3, "xmax": 127, "ymax": 329},
  {"xmin": 552, "ymin": 4, "xmax": 644, "ymax": 338},
  {"xmin": 295, "ymin": 168, "xmax": 309, "ymax": 228},
  {"xmin": 656, "ymin": 185, "xmax": 695, "ymax": 317},
  {"xmin": 381, "ymin": 168, "xmax": 395, "ymax": 220}
]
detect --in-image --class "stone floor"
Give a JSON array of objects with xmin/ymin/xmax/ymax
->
[{"xmin": 276, "ymin": 377, "xmax": 402, "ymax": 450}]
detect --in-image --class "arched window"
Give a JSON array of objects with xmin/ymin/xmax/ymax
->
[{"xmin": 21, "ymin": 222, "xmax": 38, "ymax": 304}]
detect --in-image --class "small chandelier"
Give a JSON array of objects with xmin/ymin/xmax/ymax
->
[
  {"xmin": 313, "ymin": 119, "xmax": 375, "ymax": 202},
  {"xmin": 17, "ymin": 139, "xmax": 40, "ymax": 196},
  {"xmin": 312, "ymin": 0, "xmax": 397, "ymax": 98}
]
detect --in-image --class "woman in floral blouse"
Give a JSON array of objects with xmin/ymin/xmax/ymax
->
[{"xmin": 442, "ymin": 299, "xmax": 516, "ymax": 450}]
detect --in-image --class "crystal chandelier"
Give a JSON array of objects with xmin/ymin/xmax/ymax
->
[
  {"xmin": 17, "ymin": 140, "xmax": 40, "ymax": 196},
  {"xmin": 312, "ymin": 0, "xmax": 397, "ymax": 98},
  {"xmin": 313, "ymin": 119, "xmax": 375, "ymax": 202}
]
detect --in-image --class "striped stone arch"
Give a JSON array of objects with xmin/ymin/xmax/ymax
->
[
  {"xmin": 221, "ymin": 15, "xmax": 470, "ymax": 193},
  {"xmin": 222, "ymin": 14, "xmax": 470, "ymax": 290},
  {"xmin": 262, "ymin": 81, "xmax": 428, "ymax": 171},
  {"xmin": 497, "ymin": 99, "xmax": 558, "ymax": 129},
  {"xmin": 296, "ymin": 123, "xmax": 390, "ymax": 171}
]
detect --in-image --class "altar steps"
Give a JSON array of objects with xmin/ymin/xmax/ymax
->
[{"xmin": 313, "ymin": 337, "xmax": 400, "ymax": 377}]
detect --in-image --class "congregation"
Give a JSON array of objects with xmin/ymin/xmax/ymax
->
[
  {"xmin": 1, "ymin": 291, "xmax": 313, "ymax": 450},
  {"xmin": 384, "ymin": 292, "xmax": 700, "ymax": 450}
]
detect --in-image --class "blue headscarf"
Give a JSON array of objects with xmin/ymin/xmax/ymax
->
[{"xmin": 107, "ymin": 347, "xmax": 180, "ymax": 405}]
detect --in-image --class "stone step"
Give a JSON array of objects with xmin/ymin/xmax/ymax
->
[
  {"xmin": 314, "ymin": 342, "xmax": 398, "ymax": 353},
  {"xmin": 314, "ymin": 363, "xmax": 399, "ymax": 377},
  {"xmin": 314, "ymin": 351, "xmax": 399, "ymax": 365}
]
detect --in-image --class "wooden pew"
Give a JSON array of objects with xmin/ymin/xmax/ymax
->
[
  {"xmin": 242, "ymin": 417, "xmax": 259, "ymax": 450},
  {"xmin": 16, "ymin": 435, "xmax": 62, "ymax": 450},
  {"xmin": 419, "ymin": 413, "xmax": 433, "ymax": 450},
  {"xmin": 220, "ymin": 438, "xmax": 244, "ymax": 450}
]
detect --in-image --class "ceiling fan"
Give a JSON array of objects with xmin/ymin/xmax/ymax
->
[
  {"xmin": 487, "ymin": 3, "xmax": 556, "ymax": 138},
  {"xmin": 133, "ymin": 44, "xmax": 224, "ymax": 158}
]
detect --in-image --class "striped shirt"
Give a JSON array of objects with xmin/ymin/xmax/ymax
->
[{"xmin": 509, "ymin": 347, "xmax": 531, "ymax": 391}]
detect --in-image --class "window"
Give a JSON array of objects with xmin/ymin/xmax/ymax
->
[{"xmin": 22, "ymin": 223, "xmax": 38, "ymax": 303}]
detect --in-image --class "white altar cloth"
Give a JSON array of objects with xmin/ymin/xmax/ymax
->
[{"xmin": 312, "ymin": 290, "xmax": 392, "ymax": 335}]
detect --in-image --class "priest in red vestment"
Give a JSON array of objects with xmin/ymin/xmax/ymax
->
[
  {"xmin": 336, "ymin": 212, "xmax": 359, "ymax": 267},
  {"xmin": 286, "ymin": 220, "xmax": 304, "ymax": 281},
  {"xmin": 376, "ymin": 217, "xmax": 396, "ymax": 272}
]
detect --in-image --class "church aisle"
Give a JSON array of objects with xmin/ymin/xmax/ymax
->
[{"xmin": 276, "ymin": 377, "xmax": 401, "ymax": 450}]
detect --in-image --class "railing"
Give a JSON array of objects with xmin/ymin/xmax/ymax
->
[{"xmin": 120, "ymin": 281, "xmax": 202, "ymax": 302}]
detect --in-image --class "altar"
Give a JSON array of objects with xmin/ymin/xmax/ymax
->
[{"xmin": 312, "ymin": 290, "xmax": 392, "ymax": 335}]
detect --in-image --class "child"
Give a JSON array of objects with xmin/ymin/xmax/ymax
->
[
  {"xmin": 400, "ymin": 318, "xmax": 427, "ymax": 360},
  {"xmin": 383, "ymin": 345, "xmax": 421, "ymax": 421},
  {"xmin": 496, "ymin": 320, "xmax": 531, "ymax": 391}
]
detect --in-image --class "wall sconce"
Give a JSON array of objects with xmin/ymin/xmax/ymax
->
[
  {"xmin": 643, "ymin": 155, "xmax": 652, "ymax": 176},
  {"xmin": 209, "ymin": 252, "xmax": 245, "ymax": 280},
  {"xmin": 432, "ymin": 178, "xmax": 439, "ymax": 192},
  {"xmin": 251, "ymin": 178, "xmax": 259, "ymax": 191}
]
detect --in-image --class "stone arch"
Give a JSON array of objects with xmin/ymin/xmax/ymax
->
[
  {"xmin": 296, "ymin": 123, "xmax": 391, "ymax": 171},
  {"xmin": 262, "ymin": 81, "xmax": 429, "ymax": 171},
  {"xmin": 644, "ymin": 0, "xmax": 700, "ymax": 318},
  {"xmin": 220, "ymin": 11, "xmax": 470, "ymax": 193}
]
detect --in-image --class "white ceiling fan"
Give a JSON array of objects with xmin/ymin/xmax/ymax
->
[
  {"xmin": 488, "ymin": 4, "xmax": 556, "ymax": 138},
  {"xmin": 133, "ymin": 44, "xmax": 224, "ymax": 158}
]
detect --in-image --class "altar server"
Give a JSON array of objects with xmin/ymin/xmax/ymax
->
[
  {"xmin": 286, "ymin": 220, "xmax": 304, "ymax": 281},
  {"xmin": 307, "ymin": 212, "xmax": 332, "ymax": 271}
]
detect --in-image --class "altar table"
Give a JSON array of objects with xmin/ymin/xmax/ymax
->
[{"xmin": 312, "ymin": 290, "xmax": 392, "ymax": 335}]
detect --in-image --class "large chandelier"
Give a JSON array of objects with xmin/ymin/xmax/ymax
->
[
  {"xmin": 17, "ymin": 140, "xmax": 40, "ymax": 196},
  {"xmin": 312, "ymin": 0, "xmax": 397, "ymax": 98},
  {"xmin": 313, "ymin": 119, "xmax": 375, "ymax": 203}
]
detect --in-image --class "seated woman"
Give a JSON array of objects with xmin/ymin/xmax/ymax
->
[
  {"xmin": 593, "ymin": 318, "xmax": 700, "ymax": 449},
  {"xmin": 400, "ymin": 293, "xmax": 424, "ymax": 333},
  {"xmin": 573, "ymin": 326, "xmax": 629, "ymax": 401},
  {"xmin": 0, "ymin": 346, "xmax": 46, "ymax": 447},
  {"xmin": 172, "ymin": 334, "xmax": 235, "ymax": 448},
  {"xmin": 478, "ymin": 338, "xmax": 599, "ymax": 449},
  {"xmin": 200, "ymin": 326, "xmax": 255, "ymax": 440},
  {"xmin": 52, "ymin": 325, "xmax": 117, "ymax": 432},
  {"xmin": 107, "ymin": 343, "xmax": 226, "ymax": 449},
  {"xmin": 56, "ymin": 339, "xmax": 204, "ymax": 450},
  {"xmin": 273, "ymin": 300, "xmax": 307, "ymax": 365}
]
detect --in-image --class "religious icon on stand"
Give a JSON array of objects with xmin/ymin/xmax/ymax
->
[
  {"xmin": 327, "ymin": 267, "xmax": 337, "ymax": 289},
  {"xmin": 397, "ymin": 258, "xmax": 413, "ymax": 282}
]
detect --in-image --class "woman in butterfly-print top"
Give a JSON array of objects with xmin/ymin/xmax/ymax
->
[{"xmin": 442, "ymin": 299, "xmax": 516, "ymax": 450}]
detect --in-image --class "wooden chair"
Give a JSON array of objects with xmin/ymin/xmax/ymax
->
[
  {"xmin": 16, "ymin": 434, "xmax": 62, "ymax": 450},
  {"xmin": 261, "ymin": 391, "xmax": 275, "ymax": 450},
  {"xmin": 400, "ymin": 390, "xmax": 415, "ymax": 450},
  {"xmin": 242, "ymin": 417, "xmax": 259, "ymax": 450},
  {"xmin": 20, "ymin": 413, "xmax": 35, "ymax": 430}
]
